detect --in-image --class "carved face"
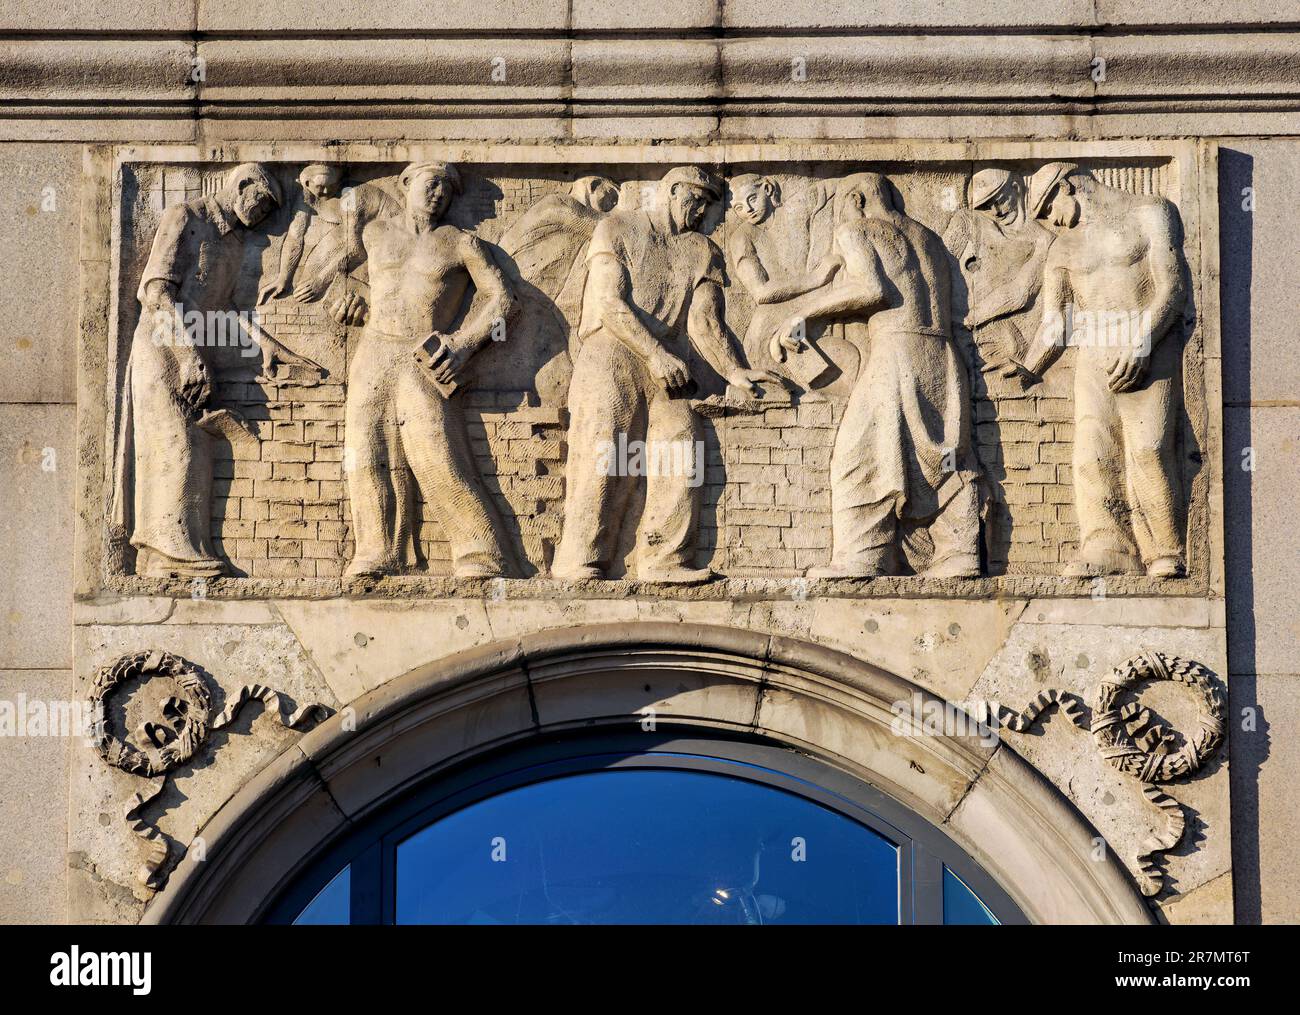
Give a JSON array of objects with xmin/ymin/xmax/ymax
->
[
  {"xmin": 407, "ymin": 170, "xmax": 454, "ymax": 220},
  {"xmin": 731, "ymin": 181, "xmax": 775, "ymax": 225},
  {"xmin": 588, "ymin": 179, "xmax": 619, "ymax": 213},
  {"xmin": 233, "ymin": 179, "xmax": 276, "ymax": 227},
  {"xmin": 301, "ymin": 169, "xmax": 342, "ymax": 206},
  {"xmin": 669, "ymin": 183, "xmax": 712, "ymax": 231},
  {"xmin": 982, "ymin": 180, "xmax": 1024, "ymax": 228},
  {"xmin": 1042, "ymin": 181, "xmax": 1082, "ymax": 229}
]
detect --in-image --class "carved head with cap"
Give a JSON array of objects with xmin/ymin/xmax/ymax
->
[
  {"xmin": 657, "ymin": 166, "xmax": 722, "ymax": 234},
  {"xmin": 571, "ymin": 175, "xmax": 620, "ymax": 213},
  {"xmin": 298, "ymin": 163, "xmax": 345, "ymax": 208},
  {"xmin": 970, "ymin": 168, "xmax": 1027, "ymax": 229},
  {"xmin": 1027, "ymin": 162, "xmax": 1095, "ymax": 230},
  {"xmin": 400, "ymin": 161, "xmax": 462, "ymax": 224}
]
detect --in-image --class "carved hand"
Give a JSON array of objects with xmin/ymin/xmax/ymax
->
[
  {"xmin": 325, "ymin": 288, "xmax": 368, "ymax": 326},
  {"xmin": 726, "ymin": 368, "xmax": 783, "ymax": 396},
  {"xmin": 418, "ymin": 334, "xmax": 468, "ymax": 387},
  {"xmin": 175, "ymin": 349, "xmax": 211, "ymax": 415},
  {"xmin": 292, "ymin": 268, "xmax": 334, "ymax": 304},
  {"xmin": 648, "ymin": 346, "xmax": 690, "ymax": 393},
  {"xmin": 768, "ymin": 319, "xmax": 806, "ymax": 363},
  {"xmin": 1106, "ymin": 343, "xmax": 1151, "ymax": 393},
  {"xmin": 258, "ymin": 337, "xmax": 326, "ymax": 387},
  {"xmin": 257, "ymin": 274, "xmax": 291, "ymax": 305}
]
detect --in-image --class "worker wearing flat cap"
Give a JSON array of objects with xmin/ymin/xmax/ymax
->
[
  {"xmin": 943, "ymin": 165, "xmax": 1054, "ymax": 392},
  {"xmin": 554, "ymin": 166, "xmax": 778, "ymax": 583}
]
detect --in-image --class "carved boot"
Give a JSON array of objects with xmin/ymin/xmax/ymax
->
[
  {"xmin": 550, "ymin": 563, "xmax": 605, "ymax": 580},
  {"xmin": 135, "ymin": 547, "xmax": 226, "ymax": 579},
  {"xmin": 806, "ymin": 561, "xmax": 889, "ymax": 579},
  {"xmin": 1145, "ymin": 555, "xmax": 1186, "ymax": 578},
  {"xmin": 923, "ymin": 553, "xmax": 981, "ymax": 579},
  {"xmin": 344, "ymin": 556, "xmax": 399, "ymax": 578}
]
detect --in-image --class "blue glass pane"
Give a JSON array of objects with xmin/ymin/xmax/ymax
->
[
  {"xmin": 293, "ymin": 863, "xmax": 350, "ymax": 925},
  {"xmin": 942, "ymin": 866, "xmax": 998, "ymax": 925},
  {"xmin": 396, "ymin": 767, "xmax": 899, "ymax": 924}
]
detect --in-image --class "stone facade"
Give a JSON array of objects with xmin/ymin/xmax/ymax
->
[{"xmin": 0, "ymin": 4, "xmax": 1295, "ymax": 926}]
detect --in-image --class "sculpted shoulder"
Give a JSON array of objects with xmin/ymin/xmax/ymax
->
[{"xmin": 1128, "ymin": 194, "xmax": 1182, "ymax": 241}]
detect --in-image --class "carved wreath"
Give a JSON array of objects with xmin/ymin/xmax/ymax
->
[
  {"xmin": 91, "ymin": 649, "xmax": 332, "ymax": 889},
  {"xmin": 92, "ymin": 650, "xmax": 213, "ymax": 777},
  {"xmin": 991, "ymin": 650, "xmax": 1226, "ymax": 898}
]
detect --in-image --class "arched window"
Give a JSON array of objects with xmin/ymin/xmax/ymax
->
[{"xmin": 267, "ymin": 731, "xmax": 1023, "ymax": 925}]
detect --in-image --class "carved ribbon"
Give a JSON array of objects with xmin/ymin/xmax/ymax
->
[
  {"xmin": 92, "ymin": 650, "xmax": 332, "ymax": 889},
  {"xmin": 988, "ymin": 650, "xmax": 1225, "ymax": 898}
]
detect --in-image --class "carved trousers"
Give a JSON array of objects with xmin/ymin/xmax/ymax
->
[
  {"xmin": 344, "ymin": 329, "xmax": 511, "ymax": 576},
  {"xmin": 554, "ymin": 332, "xmax": 700, "ymax": 577},
  {"xmin": 827, "ymin": 328, "xmax": 981, "ymax": 573},
  {"xmin": 1072, "ymin": 338, "xmax": 1183, "ymax": 570}
]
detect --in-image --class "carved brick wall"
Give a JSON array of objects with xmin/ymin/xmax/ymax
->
[{"xmin": 102, "ymin": 147, "xmax": 1207, "ymax": 592}]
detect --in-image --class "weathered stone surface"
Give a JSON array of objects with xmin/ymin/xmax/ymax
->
[
  {"xmin": 0, "ymin": 405, "xmax": 75, "ymax": 669},
  {"xmin": 0, "ymin": 144, "xmax": 81, "ymax": 403},
  {"xmin": 1224, "ymin": 406, "xmax": 1300, "ymax": 677},
  {"xmin": 0, "ymin": 668, "xmax": 70, "ymax": 923},
  {"xmin": 1219, "ymin": 141, "xmax": 1300, "ymax": 406},
  {"xmin": 1230, "ymin": 672, "xmax": 1300, "ymax": 924}
]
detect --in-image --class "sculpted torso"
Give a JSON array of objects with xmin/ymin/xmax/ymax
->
[
  {"xmin": 363, "ymin": 218, "xmax": 472, "ymax": 335},
  {"xmin": 836, "ymin": 215, "xmax": 949, "ymax": 336},
  {"xmin": 1051, "ymin": 195, "xmax": 1167, "ymax": 314}
]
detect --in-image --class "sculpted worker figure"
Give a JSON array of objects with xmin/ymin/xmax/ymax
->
[
  {"xmin": 494, "ymin": 175, "xmax": 620, "ymax": 404},
  {"xmin": 999, "ymin": 163, "xmax": 1188, "ymax": 577},
  {"xmin": 727, "ymin": 174, "xmax": 841, "ymax": 347},
  {"xmin": 943, "ymin": 168, "xmax": 1054, "ymax": 374},
  {"xmin": 771, "ymin": 173, "xmax": 982, "ymax": 578},
  {"xmin": 553, "ymin": 166, "xmax": 777, "ymax": 583},
  {"xmin": 115, "ymin": 162, "xmax": 318, "ymax": 578},
  {"xmin": 309, "ymin": 161, "xmax": 519, "ymax": 578}
]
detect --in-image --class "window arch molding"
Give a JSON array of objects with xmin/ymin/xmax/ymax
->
[{"xmin": 142, "ymin": 622, "xmax": 1154, "ymax": 925}]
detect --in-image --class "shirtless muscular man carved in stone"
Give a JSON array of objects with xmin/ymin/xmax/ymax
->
[
  {"xmin": 995, "ymin": 163, "xmax": 1188, "ymax": 578},
  {"xmin": 308, "ymin": 161, "xmax": 519, "ymax": 578}
]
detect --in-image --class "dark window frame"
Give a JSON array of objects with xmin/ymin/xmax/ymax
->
[{"xmin": 264, "ymin": 727, "xmax": 1027, "ymax": 926}]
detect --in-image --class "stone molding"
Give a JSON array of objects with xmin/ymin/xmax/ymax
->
[
  {"xmin": 3, "ymin": 28, "xmax": 1300, "ymax": 139},
  {"xmin": 141, "ymin": 622, "xmax": 1155, "ymax": 925}
]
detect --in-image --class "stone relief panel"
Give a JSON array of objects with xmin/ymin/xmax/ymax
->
[{"xmin": 98, "ymin": 149, "xmax": 1211, "ymax": 595}]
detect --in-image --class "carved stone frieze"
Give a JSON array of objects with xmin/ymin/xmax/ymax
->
[{"xmin": 96, "ymin": 148, "xmax": 1210, "ymax": 595}]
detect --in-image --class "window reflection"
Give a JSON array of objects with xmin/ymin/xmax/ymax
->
[{"xmin": 395, "ymin": 768, "xmax": 900, "ymax": 925}]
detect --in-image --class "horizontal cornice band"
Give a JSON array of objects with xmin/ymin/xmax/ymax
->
[{"xmin": 2, "ymin": 32, "xmax": 1299, "ymax": 113}]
